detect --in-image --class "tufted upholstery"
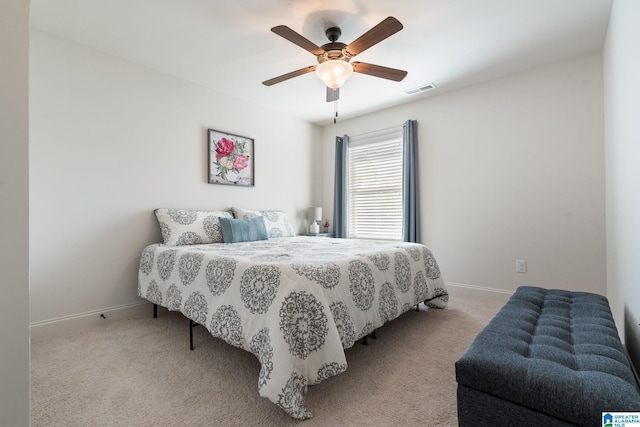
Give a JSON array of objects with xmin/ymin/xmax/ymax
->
[{"xmin": 456, "ymin": 286, "xmax": 640, "ymax": 426}]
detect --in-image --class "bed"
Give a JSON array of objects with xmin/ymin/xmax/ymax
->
[{"xmin": 137, "ymin": 208, "xmax": 449, "ymax": 419}]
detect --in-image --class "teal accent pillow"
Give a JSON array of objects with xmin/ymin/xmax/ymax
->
[{"xmin": 219, "ymin": 216, "xmax": 268, "ymax": 243}]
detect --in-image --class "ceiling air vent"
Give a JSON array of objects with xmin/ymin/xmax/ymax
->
[{"xmin": 404, "ymin": 83, "xmax": 437, "ymax": 95}]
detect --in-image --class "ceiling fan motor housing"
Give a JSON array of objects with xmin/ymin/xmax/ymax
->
[
  {"xmin": 318, "ymin": 45, "xmax": 350, "ymax": 63},
  {"xmin": 318, "ymin": 27, "xmax": 351, "ymax": 63}
]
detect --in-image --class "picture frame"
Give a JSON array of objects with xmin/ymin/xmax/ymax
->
[{"xmin": 208, "ymin": 129, "xmax": 254, "ymax": 186}]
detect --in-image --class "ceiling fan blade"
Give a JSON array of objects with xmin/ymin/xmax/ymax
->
[
  {"xmin": 271, "ymin": 25, "xmax": 325, "ymax": 56},
  {"xmin": 352, "ymin": 62, "xmax": 407, "ymax": 82},
  {"xmin": 345, "ymin": 17, "xmax": 403, "ymax": 56},
  {"xmin": 326, "ymin": 87, "xmax": 340, "ymax": 102},
  {"xmin": 262, "ymin": 66, "xmax": 316, "ymax": 86}
]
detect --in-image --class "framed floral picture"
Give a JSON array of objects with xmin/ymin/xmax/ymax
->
[{"xmin": 208, "ymin": 129, "xmax": 254, "ymax": 186}]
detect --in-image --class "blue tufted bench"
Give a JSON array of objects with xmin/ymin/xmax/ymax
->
[{"xmin": 455, "ymin": 286, "xmax": 640, "ymax": 426}]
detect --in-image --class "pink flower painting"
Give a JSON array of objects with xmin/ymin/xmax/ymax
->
[{"xmin": 209, "ymin": 130, "xmax": 253, "ymax": 186}]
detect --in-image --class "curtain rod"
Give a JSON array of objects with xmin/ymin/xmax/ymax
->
[{"xmin": 350, "ymin": 123, "xmax": 403, "ymax": 139}]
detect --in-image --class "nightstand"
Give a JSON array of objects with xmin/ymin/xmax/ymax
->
[{"xmin": 301, "ymin": 233, "xmax": 335, "ymax": 238}]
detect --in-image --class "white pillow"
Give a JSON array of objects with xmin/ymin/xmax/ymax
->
[
  {"xmin": 231, "ymin": 207, "xmax": 296, "ymax": 237},
  {"xmin": 155, "ymin": 208, "xmax": 233, "ymax": 245}
]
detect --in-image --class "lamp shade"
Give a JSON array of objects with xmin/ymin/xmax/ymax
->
[
  {"xmin": 315, "ymin": 60, "xmax": 353, "ymax": 89},
  {"xmin": 308, "ymin": 207, "xmax": 322, "ymax": 222}
]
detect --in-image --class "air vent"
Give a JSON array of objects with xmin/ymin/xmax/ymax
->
[{"xmin": 404, "ymin": 83, "xmax": 437, "ymax": 95}]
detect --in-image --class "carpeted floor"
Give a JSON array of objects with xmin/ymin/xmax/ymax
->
[{"xmin": 30, "ymin": 288, "xmax": 508, "ymax": 427}]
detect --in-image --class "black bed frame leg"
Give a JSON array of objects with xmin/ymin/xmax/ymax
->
[
  {"xmin": 362, "ymin": 330, "xmax": 377, "ymax": 346},
  {"xmin": 416, "ymin": 304, "xmax": 419, "ymax": 312},
  {"xmin": 153, "ymin": 304, "xmax": 157, "ymax": 318},
  {"xmin": 190, "ymin": 319, "xmax": 195, "ymax": 351}
]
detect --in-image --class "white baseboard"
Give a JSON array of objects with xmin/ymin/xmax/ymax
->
[
  {"xmin": 30, "ymin": 284, "xmax": 508, "ymax": 338},
  {"xmin": 446, "ymin": 282, "xmax": 514, "ymax": 303},
  {"xmin": 30, "ymin": 301, "xmax": 154, "ymax": 339}
]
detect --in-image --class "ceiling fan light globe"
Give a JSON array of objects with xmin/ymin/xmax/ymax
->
[{"xmin": 315, "ymin": 60, "xmax": 353, "ymax": 89}]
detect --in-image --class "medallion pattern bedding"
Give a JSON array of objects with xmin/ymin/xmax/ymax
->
[{"xmin": 137, "ymin": 236, "xmax": 448, "ymax": 419}]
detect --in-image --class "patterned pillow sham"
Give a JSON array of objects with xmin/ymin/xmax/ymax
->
[
  {"xmin": 231, "ymin": 207, "xmax": 296, "ymax": 238},
  {"xmin": 154, "ymin": 208, "xmax": 233, "ymax": 246}
]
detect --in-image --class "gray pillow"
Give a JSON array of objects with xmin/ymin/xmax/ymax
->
[{"xmin": 231, "ymin": 207, "xmax": 296, "ymax": 237}]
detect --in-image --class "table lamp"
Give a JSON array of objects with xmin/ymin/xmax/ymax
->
[{"xmin": 308, "ymin": 207, "xmax": 322, "ymax": 234}]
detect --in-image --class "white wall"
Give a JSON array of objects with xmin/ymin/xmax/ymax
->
[
  {"xmin": 322, "ymin": 53, "xmax": 606, "ymax": 295},
  {"xmin": 29, "ymin": 31, "xmax": 322, "ymax": 326},
  {"xmin": 0, "ymin": 0, "xmax": 30, "ymax": 424},
  {"xmin": 604, "ymin": 0, "xmax": 640, "ymax": 368}
]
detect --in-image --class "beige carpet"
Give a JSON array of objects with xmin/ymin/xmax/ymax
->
[{"xmin": 31, "ymin": 288, "xmax": 507, "ymax": 427}]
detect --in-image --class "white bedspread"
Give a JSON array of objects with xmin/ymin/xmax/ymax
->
[{"xmin": 137, "ymin": 236, "xmax": 448, "ymax": 419}]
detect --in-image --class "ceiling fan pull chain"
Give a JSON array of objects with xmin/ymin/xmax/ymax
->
[{"xmin": 334, "ymin": 100, "xmax": 338, "ymax": 124}]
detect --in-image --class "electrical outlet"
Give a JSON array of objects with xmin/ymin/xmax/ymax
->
[{"xmin": 516, "ymin": 260, "xmax": 527, "ymax": 273}]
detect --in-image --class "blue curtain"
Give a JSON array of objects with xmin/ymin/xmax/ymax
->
[
  {"xmin": 333, "ymin": 135, "xmax": 349, "ymax": 238},
  {"xmin": 402, "ymin": 120, "xmax": 420, "ymax": 243}
]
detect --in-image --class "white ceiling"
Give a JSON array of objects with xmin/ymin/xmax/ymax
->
[{"xmin": 30, "ymin": 0, "xmax": 612, "ymax": 126}]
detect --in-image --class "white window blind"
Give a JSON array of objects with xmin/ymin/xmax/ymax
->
[{"xmin": 348, "ymin": 127, "xmax": 403, "ymax": 240}]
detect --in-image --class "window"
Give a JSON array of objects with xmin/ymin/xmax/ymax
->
[{"xmin": 347, "ymin": 127, "xmax": 403, "ymax": 240}]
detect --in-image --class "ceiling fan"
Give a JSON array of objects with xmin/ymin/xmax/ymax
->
[{"xmin": 262, "ymin": 16, "xmax": 408, "ymax": 103}]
